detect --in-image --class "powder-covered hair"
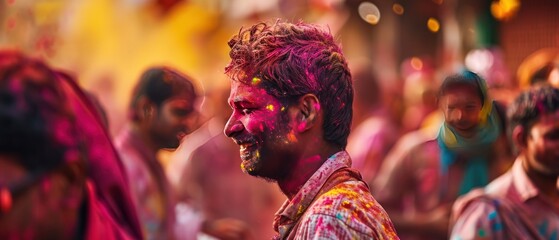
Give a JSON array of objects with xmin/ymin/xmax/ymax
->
[
  {"xmin": 508, "ymin": 84, "xmax": 559, "ymax": 142},
  {"xmin": 225, "ymin": 20, "xmax": 353, "ymax": 148}
]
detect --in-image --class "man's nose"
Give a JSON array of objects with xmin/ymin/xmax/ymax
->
[
  {"xmin": 224, "ymin": 117, "xmax": 244, "ymax": 137},
  {"xmin": 451, "ymin": 109, "xmax": 463, "ymax": 121}
]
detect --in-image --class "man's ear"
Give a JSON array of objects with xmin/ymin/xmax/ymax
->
[
  {"xmin": 136, "ymin": 96, "xmax": 156, "ymax": 121},
  {"xmin": 512, "ymin": 125, "xmax": 527, "ymax": 150},
  {"xmin": 294, "ymin": 94, "xmax": 320, "ymax": 133}
]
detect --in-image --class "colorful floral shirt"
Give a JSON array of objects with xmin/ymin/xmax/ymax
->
[
  {"xmin": 450, "ymin": 158, "xmax": 559, "ymax": 240},
  {"xmin": 273, "ymin": 151, "xmax": 399, "ymax": 239}
]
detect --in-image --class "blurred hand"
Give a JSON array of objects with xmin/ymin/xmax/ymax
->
[{"xmin": 202, "ymin": 218, "xmax": 252, "ymax": 240}]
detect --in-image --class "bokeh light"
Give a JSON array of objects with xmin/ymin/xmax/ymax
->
[
  {"xmin": 358, "ymin": 2, "xmax": 381, "ymax": 25},
  {"xmin": 491, "ymin": 0, "xmax": 520, "ymax": 21},
  {"xmin": 410, "ymin": 57, "xmax": 423, "ymax": 71},
  {"xmin": 465, "ymin": 49, "xmax": 494, "ymax": 74},
  {"xmin": 392, "ymin": 4, "xmax": 404, "ymax": 15},
  {"xmin": 427, "ymin": 17, "xmax": 440, "ymax": 32}
]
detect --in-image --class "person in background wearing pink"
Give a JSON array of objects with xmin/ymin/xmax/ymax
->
[
  {"xmin": 114, "ymin": 67, "xmax": 199, "ymax": 240},
  {"xmin": 223, "ymin": 20, "xmax": 399, "ymax": 239},
  {"xmin": 346, "ymin": 61, "xmax": 399, "ymax": 184},
  {"xmin": 0, "ymin": 50, "xmax": 142, "ymax": 239},
  {"xmin": 450, "ymin": 85, "xmax": 559, "ymax": 240},
  {"xmin": 373, "ymin": 70, "xmax": 512, "ymax": 239}
]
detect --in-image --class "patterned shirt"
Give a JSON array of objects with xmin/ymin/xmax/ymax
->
[
  {"xmin": 273, "ymin": 151, "xmax": 399, "ymax": 239},
  {"xmin": 450, "ymin": 158, "xmax": 559, "ymax": 240}
]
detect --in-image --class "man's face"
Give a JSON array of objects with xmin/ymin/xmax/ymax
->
[
  {"xmin": 439, "ymin": 86, "xmax": 483, "ymax": 138},
  {"xmin": 0, "ymin": 156, "xmax": 78, "ymax": 239},
  {"xmin": 524, "ymin": 111, "xmax": 559, "ymax": 176},
  {"xmin": 224, "ymin": 80, "xmax": 298, "ymax": 180},
  {"xmin": 150, "ymin": 94, "xmax": 198, "ymax": 149}
]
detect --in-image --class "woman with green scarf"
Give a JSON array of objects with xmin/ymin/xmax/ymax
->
[{"xmin": 373, "ymin": 70, "xmax": 514, "ymax": 240}]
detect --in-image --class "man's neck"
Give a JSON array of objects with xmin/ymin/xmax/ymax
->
[
  {"xmin": 277, "ymin": 146, "xmax": 340, "ymax": 199},
  {"xmin": 522, "ymin": 157, "xmax": 559, "ymax": 201},
  {"xmin": 130, "ymin": 123, "xmax": 159, "ymax": 155}
]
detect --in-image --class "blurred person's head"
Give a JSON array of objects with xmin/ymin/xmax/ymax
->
[
  {"xmin": 508, "ymin": 85, "xmax": 559, "ymax": 176},
  {"xmin": 129, "ymin": 67, "xmax": 199, "ymax": 149},
  {"xmin": 0, "ymin": 50, "xmax": 88, "ymax": 239},
  {"xmin": 350, "ymin": 59, "xmax": 380, "ymax": 124},
  {"xmin": 438, "ymin": 70, "xmax": 487, "ymax": 138},
  {"xmin": 223, "ymin": 20, "xmax": 353, "ymax": 181}
]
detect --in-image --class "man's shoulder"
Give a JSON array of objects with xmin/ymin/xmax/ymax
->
[
  {"xmin": 484, "ymin": 170, "xmax": 514, "ymax": 197},
  {"xmin": 300, "ymin": 180, "xmax": 396, "ymax": 236},
  {"xmin": 310, "ymin": 180, "xmax": 374, "ymax": 210},
  {"xmin": 451, "ymin": 172, "xmax": 515, "ymax": 226}
]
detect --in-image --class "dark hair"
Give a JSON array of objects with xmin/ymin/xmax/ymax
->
[
  {"xmin": 0, "ymin": 51, "xmax": 71, "ymax": 173},
  {"xmin": 438, "ymin": 70, "xmax": 486, "ymax": 104},
  {"xmin": 508, "ymin": 84, "xmax": 559, "ymax": 141},
  {"xmin": 225, "ymin": 20, "xmax": 353, "ymax": 148},
  {"xmin": 129, "ymin": 67, "xmax": 197, "ymax": 121}
]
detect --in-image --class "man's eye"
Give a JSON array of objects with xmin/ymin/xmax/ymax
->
[{"xmin": 242, "ymin": 108, "xmax": 254, "ymax": 115}]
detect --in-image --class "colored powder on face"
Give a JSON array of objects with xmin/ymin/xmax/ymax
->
[
  {"xmin": 251, "ymin": 77, "xmax": 261, "ymax": 85},
  {"xmin": 240, "ymin": 162, "xmax": 254, "ymax": 173},
  {"xmin": 266, "ymin": 104, "xmax": 274, "ymax": 111},
  {"xmin": 287, "ymin": 131, "xmax": 298, "ymax": 143}
]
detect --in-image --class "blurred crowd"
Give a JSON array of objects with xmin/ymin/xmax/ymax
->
[{"xmin": 1, "ymin": 0, "xmax": 559, "ymax": 239}]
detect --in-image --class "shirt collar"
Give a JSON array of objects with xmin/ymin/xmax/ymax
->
[
  {"xmin": 512, "ymin": 157, "xmax": 540, "ymax": 201},
  {"xmin": 274, "ymin": 151, "xmax": 351, "ymax": 228}
]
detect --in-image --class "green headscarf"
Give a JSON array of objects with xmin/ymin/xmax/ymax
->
[{"xmin": 437, "ymin": 70, "xmax": 501, "ymax": 196}]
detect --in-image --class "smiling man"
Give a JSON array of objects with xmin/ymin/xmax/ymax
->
[
  {"xmin": 114, "ymin": 67, "xmax": 199, "ymax": 240},
  {"xmin": 223, "ymin": 20, "xmax": 398, "ymax": 239}
]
